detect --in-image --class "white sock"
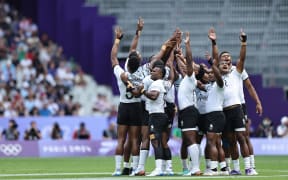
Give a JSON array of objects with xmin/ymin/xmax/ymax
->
[
  {"xmin": 225, "ymin": 158, "xmax": 231, "ymax": 169},
  {"xmin": 181, "ymin": 159, "xmax": 188, "ymax": 170},
  {"xmin": 210, "ymin": 161, "xmax": 218, "ymax": 170},
  {"xmin": 250, "ymin": 155, "xmax": 255, "ymax": 168},
  {"xmin": 206, "ymin": 159, "xmax": 211, "ymax": 169},
  {"xmin": 188, "ymin": 144, "xmax": 200, "ymax": 172},
  {"xmin": 131, "ymin": 156, "xmax": 139, "ymax": 170},
  {"xmin": 161, "ymin": 160, "xmax": 166, "ymax": 171},
  {"xmin": 115, "ymin": 155, "xmax": 123, "ymax": 170},
  {"xmin": 197, "ymin": 144, "xmax": 202, "ymax": 160},
  {"xmin": 244, "ymin": 157, "xmax": 251, "ymax": 170},
  {"xmin": 232, "ymin": 159, "xmax": 240, "ymax": 171},
  {"xmin": 138, "ymin": 150, "xmax": 148, "ymax": 171},
  {"xmin": 219, "ymin": 161, "xmax": 226, "ymax": 170},
  {"xmin": 189, "ymin": 159, "xmax": 193, "ymax": 171},
  {"xmin": 156, "ymin": 159, "xmax": 163, "ymax": 171},
  {"xmin": 123, "ymin": 161, "xmax": 130, "ymax": 168},
  {"xmin": 166, "ymin": 160, "xmax": 172, "ymax": 170}
]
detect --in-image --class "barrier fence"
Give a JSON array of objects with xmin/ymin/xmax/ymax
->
[{"xmin": 0, "ymin": 138, "xmax": 288, "ymax": 157}]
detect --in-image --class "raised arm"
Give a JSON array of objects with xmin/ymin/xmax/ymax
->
[
  {"xmin": 244, "ymin": 78, "xmax": 263, "ymax": 116},
  {"xmin": 208, "ymin": 27, "xmax": 223, "ymax": 87},
  {"xmin": 184, "ymin": 32, "xmax": 194, "ymax": 77},
  {"xmin": 208, "ymin": 27, "xmax": 218, "ymax": 61},
  {"xmin": 150, "ymin": 29, "xmax": 179, "ymax": 67},
  {"xmin": 129, "ymin": 17, "xmax": 144, "ymax": 53},
  {"xmin": 166, "ymin": 49, "xmax": 175, "ymax": 84},
  {"xmin": 111, "ymin": 26, "xmax": 123, "ymax": 68},
  {"xmin": 236, "ymin": 29, "xmax": 247, "ymax": 73},
  {"xmin": 175, "ymin": 54, "xmax": 187, "ymax": 77}
]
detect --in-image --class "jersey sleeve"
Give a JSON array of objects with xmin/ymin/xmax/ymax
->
[
  {"xmin": 188, "ymin": 73, "xmax": 197, "ymax": 86},
  {"xmin": 113, "ymin": 65, "xmax": 124, "ymax": 80},
  {"xmin": 241, "ymin": 69, "xmax": 249, "ymax": 81}
]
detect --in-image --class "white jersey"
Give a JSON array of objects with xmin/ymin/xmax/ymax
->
[
  {"xmin": 231, "ymin": 66, "xmax": 249, "ymax": 104},
  {"xmin": 222, "ymin": 68, "xmax": 242, "ymax": 108},
  {"xmin": 142, "ymin": 75, "xmax": 154, "ymax": 111},
  {"xmin": 164, "ymin": 84, "xmax": 175, "ymax": 103},
  {"xmin": 205, "ymin": 82, "xmax": 224, "ymax": 113},
  {"xmin": 195, "ymin": 86, "xmax": 208, "ymax": 114},
  {"xmin": 143, "ymin": 75, "xmax": 173, "ymax": 110},
  {"xmin": 113, "ymin": 65, "xmax": 141, "ymax": 103},
  {"xmin": 174, "ymin": 74, "xmax": 183, "ymax": 92},
  {"xmin": 196, "ymin": 82, "xmax": 224, "ymax": 114},
  {"xmin": 177, "ymin": 73, "xmax": 197, "ymax": 110},
  {"xmin": 146, "ymin": 79, "xmax": 166, "ymax": 114}
]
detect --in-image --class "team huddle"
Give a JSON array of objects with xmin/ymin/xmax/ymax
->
[{"xmin": 110, "ymin": 17, "xmax": 263, "ymax": 176}]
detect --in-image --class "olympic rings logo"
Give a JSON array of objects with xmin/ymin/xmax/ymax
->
[{"xmin": 0, "ymin": 144, "xmax": 22, "ymax": 156}]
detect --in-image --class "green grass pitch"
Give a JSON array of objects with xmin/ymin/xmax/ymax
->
[{"xmin": 1, "ymin": 156, "xmax": 288, "ymax": 179}]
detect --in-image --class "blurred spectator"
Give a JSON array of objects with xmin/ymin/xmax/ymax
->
[
  {"xmin": 0, "ymin": 119, "xmax": 19, "ymax": 140},
  {"xmin": 92, "ymin": 93, "xmax": 112, "ymax": 116},
  {"xmin": 24, "ymin": 121, "xmax": 41, "ymax": 140},
  {"xmin": 39, "ymin": 102, "xmax": 52, "ymax": 116},
  {"xmin": 50, "ymin": 122, "xmax": 63, "ymax": 140},
  {"xmin": 29, "ymin": 106, "xmax": 39, "ymax": 116},
  {"xmin": 277, "ymin": 116, "xmax": 288, "ymax": 138},
  {"xmin": 102, "ymin": 122, "xmax": 117, "ymax": 140},
  {"xmin": 255, "ymin": 117, "xmax": 275, "ymax": 138},
  {"xmin": 73, "ymin": 122, "xmax": 90, "ymax": 140}
]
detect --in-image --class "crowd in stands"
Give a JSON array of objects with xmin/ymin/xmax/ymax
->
[
  {"xmin": 0, "ymin": 1, "xmax": 117, "ymax": 118},
  {"xmin": 0, "ymin": 118, "xmax": 118, "ymax": 141}
]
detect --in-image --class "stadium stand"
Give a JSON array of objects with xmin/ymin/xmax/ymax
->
[
  {"xmin": 0, "ymin": 0, "xmax": 117, "ymax": 117},
  {"xmin": 87, "ymin": 0, "xmax": 288, "ymax": 87}
]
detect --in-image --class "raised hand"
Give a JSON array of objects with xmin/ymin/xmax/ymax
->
[
  {"xmin": 184, "ymin": 31, "xmax": 190, "ymax": 44},
  {"xmin": 239, "ymin": 28, "xmax": 247, "ymax": 42},
  {"xmin": 115, "ymin": 26, "xmax": 123, "ymax": 40},
  {"xmin": 137, "ymin": 17, "xmax": 144, "ymax": 31},
  {"xmin": 208, "ymin": 27, "xmax": 216, "ymax": 41}
]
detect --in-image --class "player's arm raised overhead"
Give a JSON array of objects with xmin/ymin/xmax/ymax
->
[
  {"xmin": 129, "ymin": 17, "xmax": 144, "ymax": 53},
  {"xmin": 149, "ymin": 28, "xmax": 179, "ymax": 68},
  {"xmin": 111, "ymin": 26, "xmax": 123, "ymax": 68},
  {"xmin": 208, "ymin": 27, "xmax": 223, "ymax": 88},
  {"xmin": 236, "ymin": 28, "xmax": 247, "ymax": 73},
  {"xmin": 184, "ymin": 31, "xmax": 194, "ymax": 77},
  {"xmin": 175, "ymin": 45, "xmax": 187, "ymax": 77},
  {"xmin": 166, "ymin": 48, "xmax": 176, "ymax": 84}
]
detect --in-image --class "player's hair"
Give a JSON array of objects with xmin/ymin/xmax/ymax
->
[
  {"xmin": 127, "ymin": 52, "xmax": 140, "ymax": 73},
  {"xmin": 151, "ymin": 59, "xmax": 164, "ymax": 69},
  {"xmin": 219, "ymin": 51, "xmax": 230, "ymax": 59},
  {"xmin": 196, "ymin": 64, "xmax": 205, "ymax": 80},
  {"xmin": 154, "ymin": 64, "xmax": 166, "ymax": 78}
]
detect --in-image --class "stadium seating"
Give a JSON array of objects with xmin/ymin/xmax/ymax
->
[{"xmin": 87, "ymin": 0, "xmax": 288, "ymax": 88}]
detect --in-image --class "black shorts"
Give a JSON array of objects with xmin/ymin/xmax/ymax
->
[
  {"xmin": 117, "ymin": 102, "xmax": 143, "ymax": 126},
  {"xmin": 178, "ymin": 106, "xmax": 199, "ymax": 130},
  {"xmin": 165, "ymin": 102, "xmax": 176, "ymax": 128},
  {"xmin": 141, "ymin": 101, "xmax": 149, "ymax": 126},
  {"xmin": 223, "ymin": 105, "xmax": 245, "ymax": 132},
  {"xmin": 198, "ymin": 114, "xmax": 207, "ymax": 135},
  {"xmin": 241, "ymin": 103, "xmax": 248, "ymax": 122},
  {"xmin": 205, "ymin": 111, "xmax": 226, "ymax": 133},
  {"xmin": 149, "ymin": 113, "xmax": 169, "ymax": 135}
]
